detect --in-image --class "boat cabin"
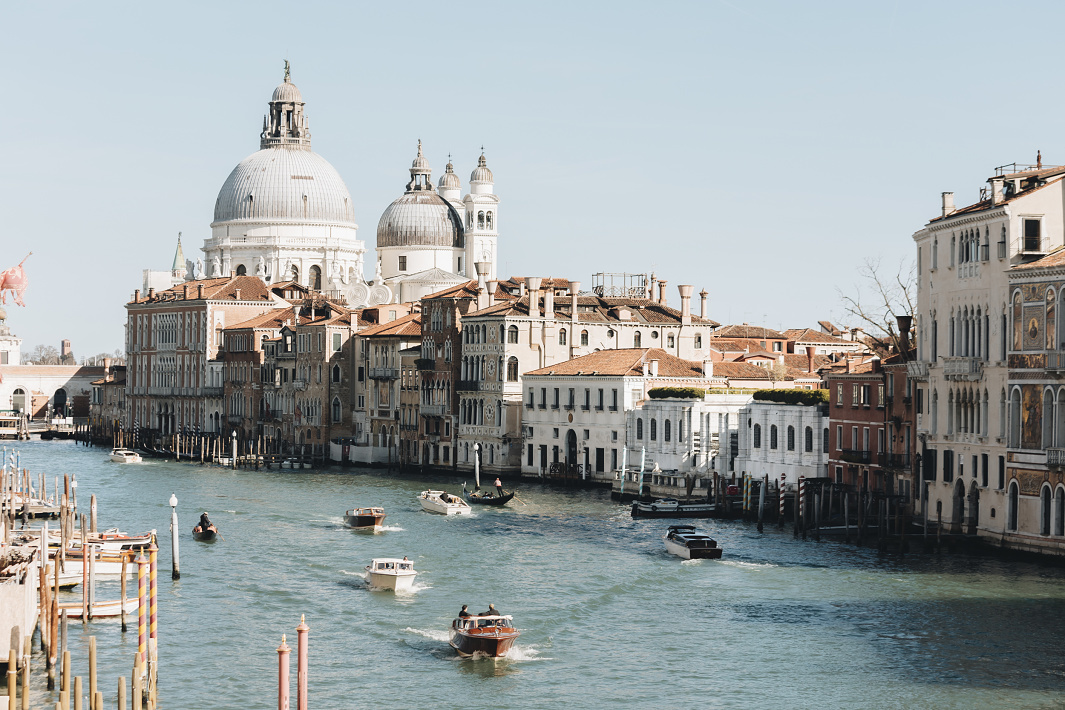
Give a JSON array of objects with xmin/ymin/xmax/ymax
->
[
  {"xmin": 455, "ymin": 614, "xmax": 514, "ymax": 631},
  {"xmin": 369, "ymin": 558, "xmax": 414, "ymax": 573}
]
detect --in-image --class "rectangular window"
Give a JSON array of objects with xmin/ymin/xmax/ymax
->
[
  {"xmin": 540, "ymin": 445, "xmax": 547, "ymax": 470},
  {"xmin": 358, "ymin": 366, "xmax": 364, "ymax": 382},
  {"xmin": 568, "ymin": 388, "xmax": 575, "ymax": 409},
  {"xmin": 553, "ymin": 388, "xmax": 560, "ymax": 409},
  {"xmin": 611, "ymin": 389, "xmax": 618, "ymax": 411},
  {"xmin": 583, "ymin": 389, "xmax": 590, "ymax": 410},
  {"xmin": 611, "ymin": 449, "xmax": 618, "ymax": 471},
  {"xmin": 1024, "ymin": 218, "xmax": 1042, "ymax": 252},
  {"xmin": 611, "ymin": 430, "xmax": 618, "ymax": 442},
  {"xmin": 834, "ymin": 466, "xmax": 843, "ymax": 484},
  {"xmin": 527, "ymin": 444, "xmax": 533, "ymax": 467},
  {"xmin": 836, "ymin": 425, "xmax": 842, "ymax": 450},
  {"xmin": 443, "ymin": 447, "xmax": 450, "ymax": 463},
  {"xmin": 597, "ymin": 389, "xmax": 604, "ymax": 410},
  {"xmin": 527, "ymin": 389, "xmax": 534, "ymax": 408},
  {"xmin": 852, "ymin": 384, "xmax": 859, "ymax": 407},
  {"xmin": 540, "ymin": 388, "xmax": 547, "ymax": 408},
  {"xmin": 851, "ymin": 426, "xmax": 858, "ymax": 450},
  {"xmin": 583, "ymin": 429, "xmax": 589, "ymax": 440},
  {"xmin": 333, "ymin": 333, "xmax": 342, "ymax": 352},
  {"xmin": 877, "ymin": 384, "xmax": 885, "ymax": 408},
  {"xmin": 862, "ymin": 384, "xmax": 871, "ymax": 406},
  {"xmin": 877, "ymin": 428, "xmax": 884, "ymax": 453},
  {"xmin": 357, "ymin": 395, "xmax": 365, "ymax": 408},
  {"xmin": 998, "ymin": 456, "xmax": 1005, "ymax": 490},
  {"xmin": 398, "ymin": 256, "xmax": 407, "ymax": 271},
  {"xmin": 553, "ymin": 428, "xmax": 559, "ymax": 439},
  {"xmin": 943, "ymin": 450, "xmax": 954, "ymax": 482},
  {"xmin": 836, "ymin": 384, "xmax": 843, "ymax": 407}
]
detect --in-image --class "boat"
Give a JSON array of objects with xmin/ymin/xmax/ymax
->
[
  {"xmin": 343, "ymin": 507, "xmax": 386, "ymax": 531},
  {"xmin": 663, "ymin": 525, "xmax": 723, "ymax": 560},
  {"xmin": 58, "ymin": 597, "xmax": 139, "ymax": 619},
  {"xmin": 631, "ymin": 499, "xmax": 716, "ymax": 519},
  {"xmin": 449, "ymin": 614, "xmax": 520, "ymax": 658},
  {"xmin": 192, "ymin": 525, "xmax": 218, "ymax": 542},
  {"xmin": 109, "ymin": 448, "xmax": 142, "ymax": 463},
  {"xmin": 69, "ymin": 529, "xmax": 154, "ymax": 554},
  {"xmin": 364, "ymin": 558, "xmax": 417, "ymax": 591},
  {"xmin": 418, "ymin": 490, "xmax": 472, "ymax": 516},
  {"xmin": 463, "ymin": 483, "xmax": 514, "ymax": 506}
]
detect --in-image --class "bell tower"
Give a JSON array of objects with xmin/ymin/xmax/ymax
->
[{"xmin": 463, "ymin": 151, "xmax": 499, "ymax": 282}]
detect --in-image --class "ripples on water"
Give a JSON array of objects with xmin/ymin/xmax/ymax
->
[{"xmin": 13, "ymin": 440, "xmax": 1065, "ymax": 709}]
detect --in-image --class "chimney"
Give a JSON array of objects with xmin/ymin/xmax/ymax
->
[
  {"xmin": 485, "ymin": 280, "xmax": 497, "ymax": 308},
  {"xmin": 134, "ymin": 289, "xmax": 141, "ymax": 302},
  {"xmin": 103, "ymin": 357, "xmax": 112, "ymax": 379},
  {"xmin": 235, "ymin": 288, "xmax": 241, "ymax": 300},
  {"xmin": 649, "ymin": 273, "xmax": 657, "ymax": 300},
  {"xmin": 475, "ymin": 262, "xmax": 489, "ymax": 309},
  {"xmin": 941, "ymin": 191, "xmax": 955, "ymax": 217},
  {"xmin": 699, "ymin": 289, "xmax": 708, "ymax": 319},
  {"xmin": 657, "ymin": 279, "xmax": 668, "ymax": 306},
  {"xmin": 678, "ymin": 285, "xmax": 694, "ymax": 325},
  {"xmin": 519, "ymin": 281, "xmax": 526, "ymax": 298},
  {"xmin": 649, "ymin": 359, "xmax": 659, "ymax": 377},
  {"xmin": 990, "ymin": 178, "xmax": 1004, "ymax": 206},
  {"xmin": 544, "ymin": 285, "xmax": 555, "ymax": 320},
  {"xmin": 197, "ymin": 284, "xmax": 204, "ymax": 299},
  {"xmin": 570, "ymin": 281, "xmax": 580, "ymax": 325},
  {"xmin": 846, "ymin": 357, "xmax": 853, "ymax": 374},
  {"xmin": 183, "ymin": 284, "xmax": 189, "ymax": 299},
  {"xmin": 703, "ymin": 359, "xmax": 714, "ymax": 379},
  {"xmin": 806, "ymin": 346, "xmax": 816, "ymax": 374},
  {"xmin": 526, "ymin": 277, "xmax": 542, "ymax": 318},
  {"xmin": 895, "ymin": 314, "xmax": 912, "ymax": 354},
  {"xmin": 147, "ymin": 288, "xmax": 155, "ymax": 299}
]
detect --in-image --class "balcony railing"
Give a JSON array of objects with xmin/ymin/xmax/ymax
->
[
  {"xmin": 457, "ymin": 381, "xmax": 483, "ymax": 392},
  {"xmin": 942, "ymin": 357, "xmax": 983, "ymax": 380},
  {"xmin": 420, "ymin": 404, "xmax": 445, "ymax": 417},
  {"xmin": 202, "ymin": 386, "xmax": 224, "ymax": 397},
  {"xmin": 1048, "ymin": 352, "xmax": 1065, "ymax": 371},
  {"xmin": 369, "ymin": 367, "xmax": 400, "ymax": 380},
  {"xmin": 293, "ymin": 379, "xmax": 307, "ymax": 391},
  {"xmin": 839, "ymin": 449, "xmax": 875, "ymax": 465},
  {"xmin": 882, "ymin": 453, "xmax": 911, "ymax": 469},
  {"xmin": 1048, "ymin": 448, "xmax": 1065, "ymax": 468},
  {"xmin": 906, "ymin": 361, "xmax": 929, "ymax": 379}
]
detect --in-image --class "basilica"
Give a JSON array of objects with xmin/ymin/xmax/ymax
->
[{"xmin": 150, "ymin": 64, "xmax": 499, "ymax": 307}]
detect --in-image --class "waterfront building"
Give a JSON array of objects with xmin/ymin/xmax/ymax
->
[
  {"xmin": 825, "ymin": 356, "xmax": 886, "ymax": 488},
  {"xmin": 398, "ymin": 345, "xmax": 421, "ymax": 469},
  {"xmin": 782, "ymin": 327, "xmax": 866, "ymax": 356},
  {"xmin": 733, "ymin": 396, "xmax": 830, "ymax": 486},
  {"xmin": 911, "ymin": 157, "xmax": 1065, "ymax": 549},
  {"xmin": 222, "ymin": 306, "xmax": 295, "ymax": 443},
  {"xmin": 89, "ymin": 362, "xmax": 126, "ymax": 441},
  {"xmin": 0, "ymin": 309, "xmax": 21, "ymax": 366},
  {"xmin": 881, "ymin": 340, "xmax": 918, "ymax": 504}
]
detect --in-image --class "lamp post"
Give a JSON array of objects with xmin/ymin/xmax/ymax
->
[
  {"xmin": 231, "ymin": 430, "xmax": 237, "ymax": 469},
  {"xmin": 473, "ymin": 443, "xmax": 481, "ymax": 489},
  {"xmin": 168, "ymin": 494, "xmax": 180, "ymax": 580}
]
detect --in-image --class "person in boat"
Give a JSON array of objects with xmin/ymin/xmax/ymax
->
[
  {"xmin": 198, "ymin": 512, "xmax": 212, "ymax": 532},
  {"xmin": 484, "ymin": 603, "xmax": 499, "ymax": 617}
]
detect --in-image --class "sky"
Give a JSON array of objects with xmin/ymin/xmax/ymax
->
[{"xmin": 4, "ymin": 0, "xmax": 1065, "ymax": 358}]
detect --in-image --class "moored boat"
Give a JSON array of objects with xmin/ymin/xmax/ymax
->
[
  {"xmin": 343, "ymin": 507, "xmax": 386, "ymax": 531},
  {"xmin": 59, "ymin": 597, "xmax": 139, "ymax": 619},
  {"xmin": 419, "ymin": 490, "xmax": 472, "ymax": 516},
  {"xmin": 631, "ymin": 499, "xmax": 716, "ymax": 519},
  {"xmin": 109, "ymin": 448, "xmax": 142, "ymax": 463},
  {"xmin": 663, "ymin": 525, "xmax": 723, "ymax": 560},
  {"xmin": 449, "ymin": 614, "xmax": 520, "ymax": 658},
  {"xmin": 364, "ymin": 558, "xmax": 417, "ymax": 591}
]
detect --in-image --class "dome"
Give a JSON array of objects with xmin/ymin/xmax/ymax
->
[
  {"xmin": 271, "ymin": 79, "xmax": 303, "ymax": 103},
  {"xmin": 438, "ymin": 160, "xmax": 460, "ymax": 190},
  {"xmin": 377, "ymin": 192, "xmax": 464, "ymax": 249},
  {"xmin": 213, "ymin": 147, "xmax": 356, "ymax": 225},
  {"xmin": 470, "ymin": 153, "xmax": 493, "ymax": 183}
]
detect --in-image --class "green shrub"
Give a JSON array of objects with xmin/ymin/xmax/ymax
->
[
  {"xmin": 648, "ymin": 387, "xmax": 706, "ymax": 399},
  {"xmin": 751, "ymin": 389, "xmax": 828, "ymax": 405}
]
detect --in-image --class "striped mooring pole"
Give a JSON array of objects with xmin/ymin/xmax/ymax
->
[
  {"xmin": 148, "ymin": 542, "xmax": 158, "ymax": 642},
  {"xmin": 136, "ymin": 552, "xmax": 148, "ymax": 662},
  {"xmin": 778, "ymin": 473, "xmax": 786, "ymax": 527},
  {"xmin": 798, "ymin": 475, "xmax": 807, "ymax": 539}
]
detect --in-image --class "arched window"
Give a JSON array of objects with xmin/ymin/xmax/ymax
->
[
  {"xmin": 753, "ymin": 423, "xmax": 761, "ymax": 448},
  {"xmin": 1007, "ymin": 481, "xmax": 1019, "ymax": 532},
  {"xmin": 508, "ymin": 325, "xmax": 518, "ymax": 344},
  {"xmin": 1010, "ymin": 388, "xmax": 1022, "ymax": 447},
  {"xmin": 770, "ymin": 425, "xmax": 778, "ymax": 450},
  {"xmin": 235, "ymin": 264, "xmax": 247, "ymax": 276},
  {"xmin": 332, "ymin": 365, "xmax": 341, "ymax": 383},
  {"xmin": 804, "ymin": 426, "xmax": 813, "ymax": 452},
  {"xmin": 787, "ymin": 425, "xmax": 795, "ymax": 451},
  {"xmin": 1056, "ymin": 487, "xmax": 1065, "ymax": 537},
  {"xmin": 290, "ymin": 265, "xmax": 299, "ymax": 283},
  {"xmin": 507, "ymin": 357, "xmax": 519, "ymax": 382},
  {"xmin": 309, "ymin": 265, "xmax": 322, "ymax": 291},
  {"xmin": 1013, "ymin": 291, "xmax": 1023, "ymax": 351},
  {"xmin": 650, "ymin": 419, "xmax": 657, "ymax": 441},
  {"xmin": 634, "ymin": 331, "xmax": 642, "ymax": 348},
  {"xmin": 486, "ymin": 211, "xmax": 494, "ymax": 230},
  {"xmin": 580, "ymin": 330, "xmax": 589, "ymax": 346},
  {"xmin": 331, "ymin": 397, "xmax": 342, "ymax": 423},
  {"xmin": 559, "ymin": 328, "xmax": 567, "ymax": 345},
  {"xmin": 1042, "ymin": 485, "xmax": 1053, "ymax": 536},
  {"xmin": 1045, "ymin": 389, "xmax": 1055, "ymax": 448},
  {"xmin": 636, "ymin": 418, "xmax": 644, "ymax": 440},
  {"xmin": 478, "ymin": 211, "xmax": 485, "ymax": 229},
  {"xmin": 664, "ymin": 420, "xmax": 671, "ymax": 442},
  {"xmin": 1048, "ymin": 289, "xmax": 1057, "ymax": 350}
]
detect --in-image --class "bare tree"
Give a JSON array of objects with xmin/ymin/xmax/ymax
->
[
  {"xmin": 23, "ymin": 344, "xmax": 60, "ymax": 365},
  {"xmin": 836, "ymin": 257, "xmax": 916, "ymax": 357}
]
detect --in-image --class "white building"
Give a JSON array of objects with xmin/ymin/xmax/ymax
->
[
  {"xmin": 0, "ymin": 308, "xmax": 20, "ymax": 365},
  {"xmin": 732, "ymin": 399, "xmax": 830, "ymax": 486}
]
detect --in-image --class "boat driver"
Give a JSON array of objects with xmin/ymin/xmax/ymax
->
[{"xmin": 198, "ymin": 512, "xmax": 212, "ymax": 531}]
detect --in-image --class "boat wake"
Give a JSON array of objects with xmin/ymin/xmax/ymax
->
[
  {"xmin": 404, "ymin": 627, "xmax": 449, "ymax": 643},
  {"xmin": 502, "ymin": 644, "xmax": 550, "ymax": 661},
  {"xmin": 719, "ymin": 560, "xmax": 777, "ymax": 570},
  {"xmin": 395, "ymin": 581, "xmax": 431, "ymax": 595},
  {"xmin": 377, "ymin": 525, "xmax": 404, "ymax": 532}
]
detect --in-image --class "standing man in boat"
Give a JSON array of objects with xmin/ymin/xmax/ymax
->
[
  {"xmin": 198, "ymin": 511, "xmax": 213, "ymax": 532},
  {"xmin": 494, "ymin": 477, "xmax": 504, "ymax": 498}
]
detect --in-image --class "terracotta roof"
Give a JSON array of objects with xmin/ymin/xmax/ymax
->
[
  {"xmin": 466, "ymin": 295, "xmax": 717, "ymax": 326},
  {"xmin": 709, "ymin": 361, "xmax": 777, "ymax": 379},
  {"xmin": 818, "ymin": 320, "xmax": 842, "ymax": 336},
  {"xmin": 707, "ymin": 339, "xmax": 751, "ymax": 354},
  {"xmin": 929, "ymin": 172, "xmax": 1064, "ymax": 224},
  {"xmin": 711, "ymin": 324, "xmax": 787, "ymax": 340},
  {"xmin": 499, "ymin": 276, "xmax": 575, "ymax": 291},
  {"xmin": 130, "ymin": 275, "xmax": 275, "ymax": 304},
  {"xmin": 228, "ymin": 307, "xmax": 297, "ymax": 331},
  {"xmin": 782, "ymin": 328, "xmax": 850, "ymax": 344},
  {"xmin": 524, "ymin": 348, "xmax": 703, "ymax": 378},
  {"xmin": 356, "ymin": 313, "xmax": 422, "ymax": 337},
  {"xmin": 781, "ymin": 353, "xmax": 834, "ymax": 371},
  {"xmin": 1011, "ymin": 247, "xmax": 1065, "ymax": 271},
  {"xmin": 422, "ymin": 280, "xmax": 514, "ymax": 301}
]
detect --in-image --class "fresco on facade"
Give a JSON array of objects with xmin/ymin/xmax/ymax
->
[
  {"xmin": 1021, "ymin": 384, "xmax": 1042, "ymax": 450},
  {"xmin": 1022, "ymin": 305, "xmax": 1045, "ymax": 351},
  {"xmin": 1012, "ymin": 468, "xmax": 1052, "ymax": 495}
]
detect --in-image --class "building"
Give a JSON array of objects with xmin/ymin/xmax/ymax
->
[
  {"xmin": 782, "ymin": 327, "xmax": 865, "ymax": 356},
  {"xmin": 398, "ymin": 345, "xmax": 421, "ymax": 469},
  {"xmin": 826, "ymin": 356, "xmax": 886, "ymax": 489},
  {"xmin": 733, "ymin": 396, "xmax": 830, "ymax": 486},
  {"xmin": 0, "ymin": 309, "xmax": 19, "ymax": 366},
  {"xmin": 89, "ymin": 363, "xmax": 126, "ymax": 442}
]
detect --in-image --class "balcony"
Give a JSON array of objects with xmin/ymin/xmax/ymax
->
[
  {"xmin": 882, "ymin": 453, "xmax": 911, "ymax": 469},
  {"xmin": 202, "ymin": 386, "xmax": 224, "ymax": 397},
  {"xmin": 839, "ymin": 449, "xmax": 875, "ymax": 465},
  {"xmin": 1048, "ymin": 448, "xmax": 1065, "ymax": 468},
  {"xmin": 457, "ymin": 380, "xmax": 484, "ymax": 392},
  {"xmin": 942, "ymin": 357, "xmax": 983, "ymax": 381},
  {"xmin": 369, "ymin": 367, "xmax": 400, "ymax": 380},
  {"xmin": 415, "ymin": 358, "xmax": 436, "ymax": 371},
  {"xmin": 1048, "ymin": 352, "xmax": 1065, "ymax": 371},
  {"xmin": 906, "ymin": 361, "xmax": 929, "ymax": 380},
  {"xmin": 293, "ymin": 379, "xmax": 307, "ymax": 391},
  {"xmin": 421, "ymin": 404, "xmax": 445, "ymax": 417}
]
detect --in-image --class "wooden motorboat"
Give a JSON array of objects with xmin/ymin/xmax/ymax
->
[
  {"xmin": 631, "ymin": 499, "xmax": 716, "ymax": 519},
  {"xmin": 343, "ymin": 507, "xmax": 386, "ymax": 531},
  {"xmin": 418, "ymin": 490, "xmax": 472, "ymax": 516},
  {"xmin": 663, "ymin": 525, "xmax": 723, "ymax": 560},
  {"xmin": 364, "ymin": 558, "xmax": 417, "ymax": 591},
  {"xmin": 192, "ymin": 525, "xmax": 218, "ymax": 542},
  {"xmin": 449, "ymin": 614, "xmax": 520, "ymax": 658},
  {"xmin": 463, "ymin": 484, "xmax": 514, "ymax": 506},
  {"xmin": 109, "ymin": 448, "xmax": 142, "ymax": 463},
  {"xmin": 59, "ymin": 597, "xmax": 139, "ymax": 619}
]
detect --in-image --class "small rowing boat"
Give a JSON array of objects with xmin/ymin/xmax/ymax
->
[{"xmin": 192, "ymin": 525, "xmax": 218, "ymax": 542}]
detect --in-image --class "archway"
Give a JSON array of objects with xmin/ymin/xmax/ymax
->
[
  {"xmin": 566, "ymin": 429, "xmax": 578, "ymax": 470},
  {"xmin": 309, "ymin": 265, "xmax": 322, "ymax": 291},
  {"xmin": 967, "ymin": 481, "xmax": 980, "ymax": 535},
  {"xmin": 951, "ymin": 479, "xmax": 966, "ymax": 532},
  {"xmin": 236, "ymin": 264, "xmax": 247, "ymax": 276},
  {"xmin": 53, "ymin": 388, "xmax": 68, "ymax": 417},
  {"xmin": 11, "ymin": 388, "xmax": 26, "ymax": 413}
]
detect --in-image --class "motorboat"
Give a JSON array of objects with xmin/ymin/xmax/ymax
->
[
  {"xmin": 663, "ymin": 525, "xmax": 723, "ymax": 560},
  {"xmin": 463, "ymin": 483, "xmax": 514, "ymax": 506},
  {"xmin": 68, "ymin": 529, "xmax": 155, "ymax": 554},
  {"xmin": 59, "ymin": 597, "xmax": 139, "ymax": 619},
  {"xmin": 449, "ymin": 614, "xmax": 520, "ymax": 658},
  {"xmin": 364, "ymin": 558, "xmax": 417, "ymax": 591},
  {"xmin": 631, "ymin": 499, "xmax": 716, "ymax": 519},
  {"xmin": 192, "ymin": 524, "xmax": 219, "ymax": 542},
  {"xmin": 109, "ymin": 448, "xmax": 142, "ymax": 464},
  {"xmin": 343, "ymin": 507, "xmax": 386, "ymax": 531},
  {"xmin": 418, "ymin": 490, "xmax": 471, "ymax": 516}
]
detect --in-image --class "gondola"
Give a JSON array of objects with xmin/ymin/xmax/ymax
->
[
  {"xmin": 192, "ymin": 525, "xmax": 219, "ymax": 542},
  {"xmin": 464, "ymin": 485, "xmax": 515, "ymax": 506}
]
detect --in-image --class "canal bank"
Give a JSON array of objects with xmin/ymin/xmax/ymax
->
[{"xmin": 10, "ymin": 438, "xmax": 1065, "ymax": 709}]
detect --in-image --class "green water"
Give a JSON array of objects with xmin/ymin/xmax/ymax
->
[{"xmin": 13, "ymin": 440, "xmax": 1065, "ymax": 709}]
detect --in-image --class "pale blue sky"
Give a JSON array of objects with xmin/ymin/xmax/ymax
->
[{"xmin": 4, "ymin": 1, "xmax": 1063, "ymax": 357}]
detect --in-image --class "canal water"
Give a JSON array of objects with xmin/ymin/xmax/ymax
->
[{"xmin": 14, "ymin": 439, "xmax": 1065, "ymax": 709}]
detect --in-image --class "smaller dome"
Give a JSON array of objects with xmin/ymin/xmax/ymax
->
[
  {"xmin": 272, "ymin": 79, "xmax": 303, "ymax": 103},
  {"xmin": 438, "ymin": 160, "xmax": 460, "ymax": 190},
  {"xmin": 470, "ymin": 153, "xmax": 493, "ymax": 183},
  {"xmin": 411, "ymin": 139, "xmax": 430, "ymax": 174}
]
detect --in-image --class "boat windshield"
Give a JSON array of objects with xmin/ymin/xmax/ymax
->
[{"xmin": 398, "ymin": 563, "xmax": 412, "ymax": 571}]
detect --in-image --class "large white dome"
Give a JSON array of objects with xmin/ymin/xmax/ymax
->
[{"xmin": 212, "ymin": 146, "xmax": 356, "ymax": 226}]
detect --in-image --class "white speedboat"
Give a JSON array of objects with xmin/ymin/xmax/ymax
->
[
  {"xmin": 418, "ymin": 490, "xmax": 472, "ymax": 516},
  {"xmin": 663, "ymin": 525, "xmax": 723, "ymax": 560},
  {"xmin": 109, "ymin": 448, "xmax": 142, "ymax": 463},
  {"xmin": 365, "ymin": 558, "xmax": 417, "ymax": 591}
]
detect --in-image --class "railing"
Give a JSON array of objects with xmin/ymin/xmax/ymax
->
[
  {"xmin": 420, "ymin": 404, "xmax": 445, "ymax": 417},
  {"xmin": 1048, "ymin": 448, "xmax": 1065, "ymax": 468},
  {"xmin": 906, "ymin": 361, "xmax": 929, "ymax": 379},
  {"xmin": 883, "ymin": 453, "xmax": 911, "ymax": 469},
  {"xmin": 457, "ymin": 381, "xmax": 483, "ymax": 392},
  {"xmin": 369, "ymin": 367, "xmax": 400, "ymax": 380},
  {"xmin": 202, "ymin": 386, "xmax": 224, "ymax": 397},
  {"xmin": 1048, "ymin": 351, "xmax": 1065, "ymax": 371},
  {"xmin": 839, "ymin": 449, "xmax": 875, "ymax": 465},
  {"xmin": 942, "ymin": 357, "xmax": 983, "ymax": 379},
  {"xmin": 293, "ymin": 380, "xmax": 307, "ymax": 391}
]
